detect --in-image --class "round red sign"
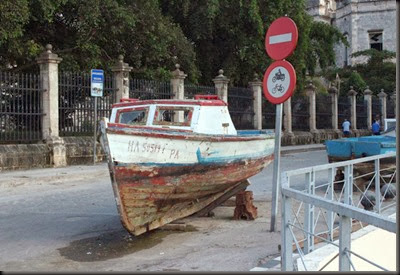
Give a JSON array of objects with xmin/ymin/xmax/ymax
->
[
  {"xmin": 262, "ymin": 60, "xmax": 296, "ymax": 104},
  {"xmin": 265, "ymin": 17, "xmax": 298, "ymax": 61}
]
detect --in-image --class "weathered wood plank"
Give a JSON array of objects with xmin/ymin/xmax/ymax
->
[{"xmin": 192, "ymin": 179, "xmax": 250, "ymax": 217}]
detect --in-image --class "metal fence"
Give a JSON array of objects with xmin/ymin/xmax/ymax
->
[
  {"xmin": 59, "ymin": 72, "xmax": 116, "ymax": 136},
  {"xmin": 184, "ymin": 83, "xmax": 216, "ymax": 99},
  {"xmin": 291, "ymin": 95, "xmax": 309, "ymax": 131},
  {"xmin": 356, "ymin": 98, "xmax": 368, "ymax": 129},
  {"xmin": 228, "ymin": 86, "xmax": 254, "ymax": 130},
  {"xmin": 0, "ymin": 71, "xmax": 44, "ymax": 143},
  {"xmin": 281, "ymin": 152, "xmax": 396, "ymax": 271},
  {"xmin": 372, "ymin": 98, "xmax": 381, "ymax": 121},
  {"xmin": 262, "ymin": 98, "xmax": 276, "ymax": 129},
  {"xmin": 338, "ymin": 97, "xmax": 351, "ymax": 128},
  {"xmin": 316, "ymin": 94, "xmax": 332, "ymax": 129},
  {"xmin": 129, "ymin": 78, "xmax": 172, "ymax": 100},
  {"xmin": 386, "ymin": 97, "xmax": 395, "ymax": 119}
]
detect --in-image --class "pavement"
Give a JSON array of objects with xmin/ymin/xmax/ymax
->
[{"xmin": 0, "ymin": 143, "xmax": 327, "ymax": 272}]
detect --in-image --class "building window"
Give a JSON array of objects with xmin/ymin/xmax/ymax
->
[{"xmin": 369, "ymin": 32, "xmax": 383, "ymax": 51}]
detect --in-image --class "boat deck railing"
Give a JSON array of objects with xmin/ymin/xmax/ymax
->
[{"xmin": 280, "ymin": 152, "xmax": 397, "ymax": 271}]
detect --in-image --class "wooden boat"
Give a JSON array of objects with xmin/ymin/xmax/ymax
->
[{"xmin": 99, "ymin": 95, "xmax": 274, "ymax": 235}]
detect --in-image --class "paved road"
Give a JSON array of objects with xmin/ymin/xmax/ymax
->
[{"xmin": 0, "ymin": 148, "xmax": 328, "ymax": 272}]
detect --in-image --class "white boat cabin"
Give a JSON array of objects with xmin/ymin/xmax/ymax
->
[{"xmin": 109, "ymin": 95, "xmax": 237, "ymax": 135}]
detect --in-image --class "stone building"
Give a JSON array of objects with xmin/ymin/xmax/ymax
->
[{"xmin": 306, "ymin": 0, "xmax": 396, "ymax": 67}]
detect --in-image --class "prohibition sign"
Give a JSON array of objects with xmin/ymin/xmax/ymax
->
[
  {"xmin": 262, "ymin": 60, "xmax": 296, "ymax": 104},
  {"xmin": 265, "ymin": 17, "xmax": 298, "ymax": 60}
]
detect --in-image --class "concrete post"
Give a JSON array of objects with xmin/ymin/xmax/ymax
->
[
  {"xmin": 213, "ymin": 69, "xmax": 229, "ymax": 103},
  {"xmin": 111, "ymin": 55, "xmax": 133, "ymax": 103},
  {"xmin": 328, "ymin": 84, "xmax": 339, "ymax": 130},
  {"xmin": 363, "ymin": 86, "xmax": 373, "ymax": 129},
  {"xmin": 348, "ymin": 86, "xmax": 357, "ymax": 130},
  {"xmin": 283, "ymin": 98, "xmax": 293, "ymax": 134},
  {"xmin": 249, "ymin": 73, "xmax": 262, "ymax": 130},
  {"xmin": 171, "ymin": 64, "xmax": 187, "ymax": 122},
  {"xmin": 378, "ymin": 89, "xmax": 387, "ymax": 124},
  {"xmin": 390, "ymin": 92, "xmax": 396, "ymax": 118},
  {"xmin": 305, "ymin": 81, "xmax": 317, "ymax": 132},
  {"xmin": 36, "ymin": 44, "xmax": 66, "ymax": 167}
]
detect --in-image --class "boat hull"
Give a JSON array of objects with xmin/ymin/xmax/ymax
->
[
  {"xmin": 113, "ymin": 156, "xmax": 273, "ymax": 235},
  {"xmin": 101, "ymin": 124, "xmax": 274, "ymax": 235}
]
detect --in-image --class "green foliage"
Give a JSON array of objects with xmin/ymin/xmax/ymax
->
[
  {"xmin": 326, "ymin": 49, "xmax": 395, "ymax": 96},
  {"xmin": 1, "ymin": 0, "xmax": 346, "ymax": 88},
  {"xmin": 0, "ymin": 0, "xmax": 199, "ymax": 82},
  {"xmin": 306, "ymin": 21, "xmax": 349, "ymax": 76},
  {"xmin": 351, "ymin": 49, "xmax": 396, "ymax": 95}
]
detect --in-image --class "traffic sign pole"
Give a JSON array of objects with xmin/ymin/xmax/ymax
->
[
  {"xmin": 90, "ymin": 69, "xmax": 104, "ymax": 165},
  {"xmin": 263, "ymin": 16, "xmax": 298, "ymax": 232},
  {"xmin": 93, "ymin": 97, "xmax": 97, "ymax": 165},
  {"xmin": 270, "ymin": 103, "xmax": 283, "ymax": 232}
]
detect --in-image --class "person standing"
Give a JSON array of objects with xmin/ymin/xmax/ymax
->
[
  {"xmin": 372, "ymin": 119, "xmax": 380, "ymax": 135},
  {"xmin": 342, "ymin": 118, "xmax": 350, "ymax": 137}
]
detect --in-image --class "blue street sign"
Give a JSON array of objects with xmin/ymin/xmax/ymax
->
[{"xmin": 90, "ymin": 69, "xmax": 104, "ymax": 97}]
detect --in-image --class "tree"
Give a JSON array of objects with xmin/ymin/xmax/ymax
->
[
  {"xmin": 0, "ymin": 0, "xmax": 200, "ymax": 82},
  {"xmin": 351, "ymin": 49, "xmax": 396, "ymax": 95},
  {"xmin": 161, "ymin": 0, "xmax": 346, "ymax": 90}
]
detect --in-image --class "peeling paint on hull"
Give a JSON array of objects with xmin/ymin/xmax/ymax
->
[
  {"xmin": 99, "ymin": 109, "xmax": 275, "ymax": 235},
  {"xmin": 113, "ymin": 156, "xmax": 273, "ymax": 235}
]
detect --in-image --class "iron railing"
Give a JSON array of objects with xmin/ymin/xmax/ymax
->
[
  {"xmin": 228, "ymin": 86, "xmax": 254, "ymax": 130},
  {"xmin": 281, "ymin": 152, "xmax": 396, "ymax": 271},
  {"xmin": 338, "ymin": 97, "xmax": 351, "ymax": 128},
  {"xmin": 0, "ymin": 71, "xmax": 44, "ymax": 143},
  {"xmin": 316, "ymin": 94, "xmax": 332, "ymax": 129},
  {"xmin": 262, "ymin": 98, "xmax": 276, "ymax": 129},
  {"xmin": 59, "ymin": 72, "xmax": 116, "ymax": 136},
  {"xmin": 371, "ymin": 98, "xmax": 381, "ymax": 121},
  {"xmin": 291, "ymin": 95, "xmax": 309, "ymax": 131},
  {"xmin": 184, "ymin": 83, "xmax": 216, "ymax": 99},
  {"xmin": 386, "ymin": 97, "xmax": 395, "ymax": 119},
  {"xmin": 356, "ymin": 98, "xmax": 368, "ymax": 129},
  {"xmin": 129, "ymin": 79, "xmax": 172, "ymax": 100}
]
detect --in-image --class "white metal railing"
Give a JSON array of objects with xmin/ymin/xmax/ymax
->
[{"xmin": 280, "ymin": 152, "xmax": 397, "ymax": 271}]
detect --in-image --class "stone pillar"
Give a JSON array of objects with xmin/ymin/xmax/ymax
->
[
  {"xmin": 348, "ymin": 86, "xmax": 357, "ymax": 130},
  {"xmin": 390, "ymin": 92, "xmax": 396, "ymax": 118},
  {"xmin": 305, "ymin": 81, "xmax": 317, "ymax": 132},
  {"xmin": 283, "ymin": 97, "xmax": 293, "ymax": 134},
  {"xmin": 170, "ymin": 64, "xmax": 187, "ymax": 122},
  {"xmin": 36, "ymin": 44, "xmax": 66, "ymax": 167},
  {"xmin": 328, "ymin": 84, "xmax": 339, "ymax": 131},
  {"xmin": 111, "ymin": 55, "xmax": 133, "ymax": 103},
  {"xmin": 249, "ymin": 74, "xmax": 262, "ymax": 130},
  {"xmin": 213, "ymin": 69, "xmax": 229, "ymax": 103},
  {"xmin": 363, "ymin": 86, "xmax": 373, "ymax": 129},
  {"xmin": 378, "ymin": 89, "xmax": 387, "ymax": 124}
]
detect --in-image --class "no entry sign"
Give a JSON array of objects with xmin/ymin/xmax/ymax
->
[
  {"xmin": 262, "ymin": 60, "xmax": 296, "ymax": 104},
  {"xmin": 265, "ymin": 17, "xmax": 298, "ymax": 60}
]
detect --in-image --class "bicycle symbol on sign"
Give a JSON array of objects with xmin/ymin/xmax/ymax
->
[{"xmin": 272, "ymin": 84, "xmax": 284, "ymax": 94}]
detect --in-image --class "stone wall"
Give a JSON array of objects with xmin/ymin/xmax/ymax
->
[
  {"xmin": 0, "ymin": 144, "xmax": 51, "ymax": 171},
  {"xmin": 282, "ymin": 129, "xmax": 372, "ymax": 146},
  {"xmin": 63, "ymin": 137, "xmax": 105, "ymax": 166},
  {"xmin": 0, "ymin": 137, "xmax": 106, "ymax": 171}
]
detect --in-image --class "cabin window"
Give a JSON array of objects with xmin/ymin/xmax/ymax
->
[
  {"xmin": 153, "ymin": 106, "xmax": 193, "ymax": 127},
  {"xmin": 117, "ymin": 107, "xmax": 148, "ymax": 125}
]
